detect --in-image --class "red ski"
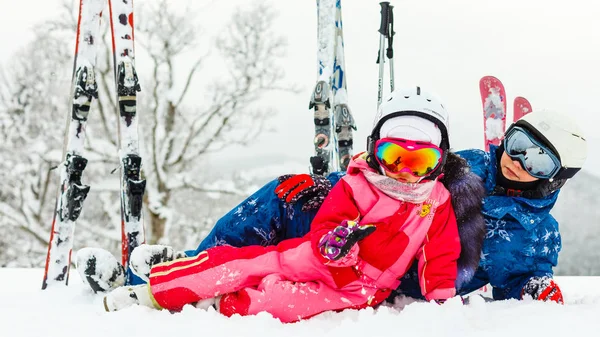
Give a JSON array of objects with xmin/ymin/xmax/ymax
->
[
  {"xmin": 513, "ymin": 96, "xmax": 532, "ymax": 122},
  {"xmin": 42, "ymin": 0, "xmax": 104, "ymax": 289},
  {"xmin": 479, "ymin": 76, "xmax": 507, "ymax": 151},
  {"xmin": 108, "ymin": 0, "xmax": 146, "ymax": 285}
]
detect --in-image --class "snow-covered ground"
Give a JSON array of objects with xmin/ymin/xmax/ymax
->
[{"xmin": 4, "ymin": 269, "xmax": 600, "ymax": 337}]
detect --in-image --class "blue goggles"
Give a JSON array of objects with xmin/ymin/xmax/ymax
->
[{"xmin": 503, "ymin": 126, "xmax": 561, "ymax": 179}]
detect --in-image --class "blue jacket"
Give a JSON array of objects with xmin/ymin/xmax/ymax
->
[
  {"xmin": 190, "ymin": 153, "xmax": 487, "ymax": 295},
  {"xmin": 192, "ymin": 147, "xmax": 562, "ymax": 301},
  {"xmin": 457, "ymin": 145, "xmax": 561, "ymax": 300},
  {"xmin": 188, "ymin": 173, "xmax": 346, "ymax": 255}
]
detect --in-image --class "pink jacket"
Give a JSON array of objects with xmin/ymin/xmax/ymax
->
[
  {"xmin": 310, "ymin": 153, "xmax": 461, "ymax": 300},
  {"xmin": 148, "ymin": 153, "xmax": 460, "ymax": 322}
]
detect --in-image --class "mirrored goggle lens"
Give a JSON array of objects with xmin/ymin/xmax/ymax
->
[
  {"xmin": 504, "ymin": 127, "xmax": 560, "ymax": 179},
  {"xmin": 375, "ymin": 140, "xmax": 442, "ymax": 177}
]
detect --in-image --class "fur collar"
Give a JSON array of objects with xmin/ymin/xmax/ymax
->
[{"xmin": 440, "ymin": 152, "xmax": 486, "ymax": 287}]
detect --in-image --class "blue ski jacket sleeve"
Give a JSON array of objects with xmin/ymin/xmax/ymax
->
[
  {"xmin": 456, "ymin": 146, "xmax": 562, "ymax": 300},
  {"xmin": 187, "ymin": 172, "xmax": 346, "ymax": 256}
]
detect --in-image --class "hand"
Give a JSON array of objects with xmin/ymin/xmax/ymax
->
[
  {"xmin": 318, "ymin": 220, "xmax": 376, "ymax": 261},
  {"xmin": 521, "ymin": 276, "xmax": 564, "ymax": 304},
  {"xmin": 275, "ymin": 174, "xmax": 332, "ymax": 212}
]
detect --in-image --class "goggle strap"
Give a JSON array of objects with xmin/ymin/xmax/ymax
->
[
  {"xmin": 366, "ymin": 135, "xmax": 375, "ymax": 154},
  {"xmin": 554, "ymin": 166, "xmax": 579, "ymax": 180}
]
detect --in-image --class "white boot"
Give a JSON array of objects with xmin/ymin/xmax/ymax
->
[
  {"xmin": 130, "ymin": 244, "xmax": 187, "ymax": 282},
  {"xmin": 76, "ymin": 247, "xmax": 125, "ymax": 293},
  {"xmin": 103, "ymin": 284, "xmax": 161, "ymax": 312}
]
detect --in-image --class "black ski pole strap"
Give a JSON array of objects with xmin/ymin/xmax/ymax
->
[
  {"xmin": 376, "ymin": 2, "xmax": 392, "ymax": 64},
  {"xmin": 386, "ymin": 5, "xmax": 394, "ymax": 60}
]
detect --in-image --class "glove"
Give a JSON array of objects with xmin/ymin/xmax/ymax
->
[
  {"xmin": 318, "ymin": 220, "xmax": 376, "ymax": 261},
  {"xmin": 275, "ymin": 174, "xmax": 332, "ymax": 212},
  {"xmin": 521, "ymin": 276, "xmax": 564, "ymax": 304}
]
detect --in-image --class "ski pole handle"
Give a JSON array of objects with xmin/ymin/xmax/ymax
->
[
  {"xmin": 377, "ymin": 2, "xmax": 391, "ymax": 108},
  {"xmin": 378, "ymin": 2, "xmax": 391, "ymax": 36}
]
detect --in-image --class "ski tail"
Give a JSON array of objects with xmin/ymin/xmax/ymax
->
[
  {"xmin": 42, "ymin": 0, "xmax": 104, "ymax": 289},
  {"xmin": 310, "ymin": 0, "xmax": 336, "ymax": 175},
  {"xmin": 108, "ymin": 0, "xmax": 146, "ymax": 285},
  {"xmin": 310, "ymin": 0, "xmax": 356, "ymax": 174},
  {"xmin": 332, "ymin": 0, "xmax": 356, "ymax": 171},
  {"xmin": 309, "ymin": 80, "xmax": 332, "ymax": 175},
  {"xmin": 334, "ymin": 101, "xmax": 356, "ymax": 171},
  {"xmin": 479, "ymin": 75, "xmax": 507, "ymax": 151},
  {"xmin": 513, "ymin": 96, "xmax": 532, "ymax": 122}
]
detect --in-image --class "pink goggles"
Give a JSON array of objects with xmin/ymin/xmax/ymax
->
[{"xmin": 374, "ymin": 138, "xmax": 444, "ymax": 177}]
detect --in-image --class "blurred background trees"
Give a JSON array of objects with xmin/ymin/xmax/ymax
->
[{"xmin": 0, "ymin": 0, "xmax": 289, "ymax": 266}]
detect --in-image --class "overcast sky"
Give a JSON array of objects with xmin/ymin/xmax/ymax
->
[{"xmin": 1, "ymin": 0, "xmax": 599, "ymax": 178}]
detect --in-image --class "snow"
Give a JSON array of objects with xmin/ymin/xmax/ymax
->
[
  {"xmin": 4, "ymin": 268, "xmax": 600, "ymax": 337},
  {"xmin": 75, "ymin": 247, "xmax": 125, "ymax": 291},
  {"xmin": 316, "ymin": 0, "xmax": 336, "ymax": 82},
  {"xmin": 485, "ymin": 118, "xmax": 505, "ymax": 141},
  {"xmin": 77, "ymin": 0, "xmax": 104, "ymax": 69}
]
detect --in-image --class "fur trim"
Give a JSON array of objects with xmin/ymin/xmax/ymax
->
[{"xmin": 439, "ymin": 152, "xmax": 486, "ymax": 286}]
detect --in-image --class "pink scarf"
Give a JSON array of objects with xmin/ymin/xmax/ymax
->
[{"xmin": 362, "ymin": 169, "xmax": 436, "ymax": 203}]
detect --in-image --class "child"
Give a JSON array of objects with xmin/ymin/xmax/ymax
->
[
  {"xmin": 454, "ymin": 109, "xmax": 587, "ymax": 303},
  {"xmin": 274, "ymin": 108, "xmax": 588, "ymax": 304},
  {"xmin": 103, "ymin": 87, "xmax": 463, "ymax": 322}
]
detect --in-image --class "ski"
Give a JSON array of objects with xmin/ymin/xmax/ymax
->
[
  {"xmin": 42, "ymin": 0, "xmax": 104, "ymax": 289},
  {"xmin": 513, "ymin": 96, "xmax": 532, "ymax": 122},
  {"xmin": 108, "ymin": 0, "xmax": 146, "ymax": 285},
  {"xmin": 479, "ymin": 75, "xmax": 507, "ymax": 151},
  {"xmin": 331, "ymin": 0, "xmax": 356, "ymax": 171},
  {"xmin": 309, "ymin": 0, "xmax": 355, "ymax": 174},
  {"xmin": 309, "ymin": 0, "xmax": 336, "ymax": 175}
]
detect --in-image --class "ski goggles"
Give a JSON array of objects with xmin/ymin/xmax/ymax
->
[
  {"xmin": 374, "ymin": 138, "xmax": 443, "ymax": 177},
  {"xmin": 503, "ymin": 126, "xmax": 561, "ymax": 179}
]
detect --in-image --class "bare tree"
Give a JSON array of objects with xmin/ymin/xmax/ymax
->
[
  {"xmin": 0, "ymin": 0, "xmax": 290, "ymax": 266},
  {"xmin": 0, "ymin": 30, "xmax": 72, "ymax": 265},
  {"xmin": 137, "ymin": 0, "xmax": 289, "ymax": 243}
]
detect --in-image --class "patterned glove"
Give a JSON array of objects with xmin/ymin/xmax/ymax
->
[
  {"xmin": 275, "ymin": 174, "xmax": 332, "ymax": 212},
  {"xmin": 521, "ymin": 276, "xmax": 564, "ymax": 304},
  {"xmin": 318, "ymin": 220, "xmax": 376, "ymax": 261}
]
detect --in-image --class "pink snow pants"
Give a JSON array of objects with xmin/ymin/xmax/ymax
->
[{"xmin": 148, "ymin": 238, "xmax": 387, "ymax": 322}]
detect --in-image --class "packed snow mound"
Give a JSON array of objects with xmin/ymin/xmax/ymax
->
[{"xmin": 4, "ymin": 269, "xmax": 600, "ymax": 337}]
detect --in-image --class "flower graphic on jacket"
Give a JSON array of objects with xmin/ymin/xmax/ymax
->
[
  {"xmin": 485, "ymin": 219, "xmax": 512, "ymax": 242},
  {"xmin": 419, "ymin": 203, "xmax": 432, "ymax": 218}
]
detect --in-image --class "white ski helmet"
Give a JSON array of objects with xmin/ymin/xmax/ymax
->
[
  {"xmin": 509, "ymin": 109, "xmax": 587, "ymax": 180},
  {"xmin": 366, "ymin": 86, "xmax": 450, "ymax": 179}
]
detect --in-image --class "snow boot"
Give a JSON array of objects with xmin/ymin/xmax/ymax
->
[
  {"xmin": 76, "ymin": 247, "xmax": 125, "ymax": 293},
  {"xmin": 129, "ymin": 244, "xmax": 187, "ymax": 282},
  {"xmin": 103, "ymin": 284, "xmax": 161, "ymax": 311}
]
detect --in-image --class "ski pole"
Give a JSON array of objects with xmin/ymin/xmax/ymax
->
[
  {"xmin": 377, "ymin": 2, "xmax": 392, "ymax": 108},
  {"xmin": 387, "ymin": 4, "xmax": 395, "ymax": 92}
]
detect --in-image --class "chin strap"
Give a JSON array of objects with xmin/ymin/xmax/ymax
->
[{"xmin": 492, "ymin": 178, "xmax": 567, "ymax": 199}]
